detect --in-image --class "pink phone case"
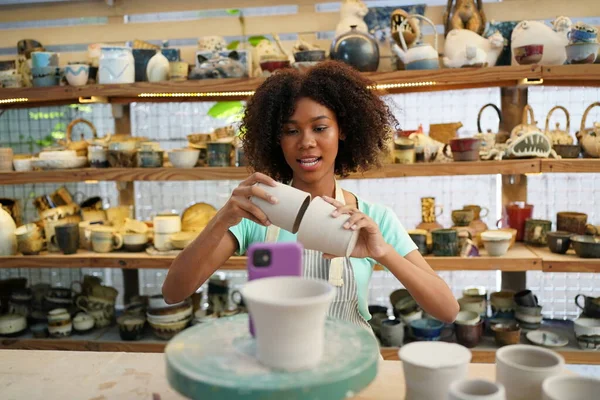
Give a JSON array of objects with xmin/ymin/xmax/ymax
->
[{"xmin": 247, "ymin": 242, "xmax": 303, "ymax": 336}]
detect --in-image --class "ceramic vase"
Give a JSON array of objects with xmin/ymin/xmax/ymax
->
[
  {"xmin": 240, "ymin": 276, "xmax": 335, "ymax": 370},
  {"xmin": 0, "ymin": 205, "xmax": 17, "ymax": 256},
  {"xmin": 399, "ymin": 342, "xmax": 472, "ymax": 400},
  {"xmin": 251, "ymin": 182, "xmax": 311, "ymax": 234},
  {"xmin": 296, "ymin": 196, "xmax": 359, "ymax": 257},
  {"xmin": 98, "ymin": 46, "xmax": 134, "ymax": 84},
  {"xmin": 496, "ymin": 344, "xmax": 564, "ymax": 400},
  {"xmin": 146, "ymin": 51, "xmax": 170, "ymax": 82},
  {"xmin": 330, "ymin": 25, "xmax": 379, "ymax": 72}
]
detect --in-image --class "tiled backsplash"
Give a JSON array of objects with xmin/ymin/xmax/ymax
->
[{"xmin": 1, "ymin": 86, "xmax": 599, "ymax": 320}]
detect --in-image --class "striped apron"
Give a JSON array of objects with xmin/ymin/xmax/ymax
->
[{"xmin": 264, "ymin": 180, "xmax": 373, "ymax": 332}]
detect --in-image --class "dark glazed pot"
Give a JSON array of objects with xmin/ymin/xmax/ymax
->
[{"xmin": 330, "ymin": 25, "xmax": 379, "ymax": 72}]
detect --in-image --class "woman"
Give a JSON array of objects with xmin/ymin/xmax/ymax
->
[{"xmin": 162, "ymin": 61, "xmax": 459, "ymax": 328}]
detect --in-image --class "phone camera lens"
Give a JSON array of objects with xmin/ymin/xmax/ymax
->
[{"xmin": 253, "ymin": 249, "xmax": 271, "ymax": 267}]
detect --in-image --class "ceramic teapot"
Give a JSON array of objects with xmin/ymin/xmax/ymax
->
[
  {"xmin": 59, "ymin": 118, "xmax": 110, "ymax": 158},
  {"xmin": 330, "ymin": 25, "xmax": 379, "ymax": 72},
  {"xmin": 474, "ymin": 103, "xmax": 508, "ymax": 156},
  {"xmin": 0, "ymin": 204, "xmax": 17, "ymax": 256},
  {"xmin": 544, "ymin": 106, "xmax": 573, "ymax": 145},
  {"xmin": 392, "ymin": 15, "xmax": 439, "ymax": 70},
  {"xmin": 578, "ymin": 102, "xmax": 600, "ymax": 158}
]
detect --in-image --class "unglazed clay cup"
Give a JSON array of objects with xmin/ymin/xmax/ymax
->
[
  {"xmin": 241, "ymin": 276, "xmax": 335, "ymax": 371},
  {"xmin": 399, "ymin": 341, "xmax": 471, "ymax": 400},
  {"xmin": 251, "ymin": 182, "xmax": 310, "ymax": 234},
  {"xmin": 496, "ymin": 344, "xmax": 564, "ymax": 400},
  {"xmin": 448, "ymin": 379, "xmax": 506, "ymax": 400},
  {"xmin": 542, "ymin": 375, "xmax": 600, "ymax": 400},
  {"xmin": 296, "ymin": 196, "xmax": 359, "ymax": 257}
]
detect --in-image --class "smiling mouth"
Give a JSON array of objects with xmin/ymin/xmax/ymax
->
[{"xmin": 297, "ymin": 157, "xmax": 322, "ymax": 167}]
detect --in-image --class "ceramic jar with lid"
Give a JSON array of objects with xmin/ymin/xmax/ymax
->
[{"xmin": 394, "ymin": 138, "xmax": 415, "ymax": 164}]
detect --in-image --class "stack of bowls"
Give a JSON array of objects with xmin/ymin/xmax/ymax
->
[{"xmin": 146, "ymin": 296, "xmax": 192, "ymax": 340}]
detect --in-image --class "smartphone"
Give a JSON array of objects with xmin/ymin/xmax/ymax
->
[{"xmin": 247, "ymin": 242, "xmax": 303, "ymax": 336}]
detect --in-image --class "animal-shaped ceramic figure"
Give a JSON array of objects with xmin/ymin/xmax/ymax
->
[
  {"xmin": 391, "ymin": 9, "xmax": 421, "ymax": 48},
  {"xmin": 443, "ymin": 0, "xmax": 486, "ymax": 36},
  {"xmin": 189, "ymin": 52, "xmax": 247, "ymax": 80},
  {"xmin": 511, "ymin": 17, "xmax": 572, "ymax": 66},
  {"xmin": 408, "ymin": 132, "xmax": 453, "ymax": 163},
  {"xmin": 251, "ymin": 38, "xmax": 290, "ymax": 77},
  {"xmin": 335, "ymin": 0, "xmax": 368, "ymax": 38},
  {"xmin": 443, "ymin": 30, "xmax": 504, "ymax": 68}
]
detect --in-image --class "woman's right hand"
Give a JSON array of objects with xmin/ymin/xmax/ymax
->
[{"xmin": 216, "ymin": 172, "xmax": 278, "ymax": 228}]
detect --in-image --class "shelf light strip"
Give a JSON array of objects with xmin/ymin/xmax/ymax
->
[
  {"xmin": 0, "ymin": 97, "xmax": 29, "ymax": 104},
  {"xmin": 137, "ymin": 81, "xmax": 437, "ymax": 98},
  {"xmin": 138, "ymin": 91, "xmax": 255, "ymax": 98}
]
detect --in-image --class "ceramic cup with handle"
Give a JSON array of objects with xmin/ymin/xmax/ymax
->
[
  {"xmin": 90, "ymin": 227, "xmax": 123, "ymax": 253},
  {"xmin": 240, "ymin": 276, "xmax": 335, "ymax": 371},
  {"xmin": 251, "ymin": 182, "xmax": 311, "ymax": 234},
  {"xmin": 448, "ymin": 379, "xmax": 506, "ymax": 400},
  {"xmin": 495, "ymin": 344, "xmax": 564, "ymax": 400},
  {"xmin": 296, "ymin": 196, "xmax": 359, "ymax": 257},
  {"xmin": 399, "ymin": 341, "xmax": 472, "ymax": 400}
]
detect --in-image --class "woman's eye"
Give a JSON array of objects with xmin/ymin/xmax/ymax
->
[
  {"xmin": 285, "ymin": 129, "xmax": 298, "ymax": 135},
  {"xmin": 314, "ymin": 126, "xmax": 327, "ymax": 132}
]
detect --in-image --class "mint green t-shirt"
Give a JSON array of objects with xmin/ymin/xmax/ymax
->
[{"xmin": 229, "ymin": 196, "xmax": 417, "ymax": 321}]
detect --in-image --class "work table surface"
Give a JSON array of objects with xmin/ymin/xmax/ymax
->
[{"xmin": 0, "ymin": 349, "xmax": 497, "ymax": 399}]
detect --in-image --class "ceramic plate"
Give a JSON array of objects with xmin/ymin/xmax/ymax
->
[{"xmin": 526, "ymin": 330, "xmax": 569, "ymax": 348}]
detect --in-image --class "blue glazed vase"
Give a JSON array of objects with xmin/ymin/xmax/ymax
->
[{"xmin": 330, "ymin": 25, "xmax": 380, "ymax": 72}]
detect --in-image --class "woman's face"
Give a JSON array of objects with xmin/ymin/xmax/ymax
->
[{"xmin": 280, "ymin": 97, "xmax": 341, "ymax": 184}]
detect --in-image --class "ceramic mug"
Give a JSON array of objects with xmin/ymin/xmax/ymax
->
[
  {"xmin": 455, "ymin": 320, "xmax": 484, "ymax": 349},
  {"xmin": 380, "ymin": 319, "xmax": 404, "ymax": 347},
  {"xmin": 296, "ymin": 196, "xmax": 359, "ymax": 257},
  {"xmin": 463, "ymin": 205, "xmax": 489, "ymax": 220},
  {"xmin": 408, "ymin": 230, "xmax": 428, "ymax": 255},
  {"xmin": 31, "ymin": 51, "xmax": 58, "ymax": 68},
  {"xmin": 91, "ymin": 229, "xmax": 123, "ymax": 253},
  {"xmin": 448, "ymin": 379, "xmax": 506, "ymax": 400},
  {"xmin": 251, "ymin": 182, "xmax": 311, "ymax": 234},
  {"xmin": 503, "ymin": 202, "xmax": 533, "ymax": 241},
  {"xmin": 15, "ymin": 223, "xmax": 44, "ymax": 255},
  {"xmin": 64, "ymin": 64, "xmax": 89, "ymax": 86},
  {"xmin": 432, "ymin": 229, "xmax": 459, "ymax": 257},
  {"xmin": 452, "ymin": 210, "xmax": 474, "ymax": 227},
  {"xmin": 575, "ymin": 294, "xmax": 600, "ymax": 318},
  {"xmin": 524, "ymin": 219, "xmax": 552, "ymax": 246},
  {"xmin": 514, "ymin": 289, "xmax": 538, "ymax": 307},
  {"xmin": 491, "ymin": 323, "xmax": 521, "ymax": 347},
  {"xmin": 496, "ymin": 344, "xmax": 564, "ymax": 400},
  {"xmin": 52, "ymin": 223, "xmax": 79, "ymax": 255}
]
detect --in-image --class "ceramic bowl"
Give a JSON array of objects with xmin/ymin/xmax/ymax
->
[
  {"xmin": 169, "ymin": 149, "xmax": 200, "ymax": 168},
  {"xmin": 137, "ymin": 150, "xmax": 163, "ymax": 168},
  {"xmin": 148, "ymin": 294, "xmax": 185, "ymax": 310},
  {"xmin": 574, "ymin": 318, "xmax": 600, "ymax": 338},
  {"xmin": 481, "ymin": 230, "xmax": 512, "ymax": 257},
  {"xmin": 293, "ymin": 50, "xmax": 326, "ymax": 62},
  {"xmin": 546, "ymin": 231, "xmax": 572, "ymax": 254},
  {"xmin": 553, "ymin": 144, "xmax": 581, "ymax": 159},
  {"xmin": 514, "ymin": 44, "xmax": 544, "ymax": 65},
  {"xmin": 72, "ymin": 312, "xmax": 95, "ymax": 332},
  {"xmin": 0, "ymin": 314, "xmax": 27, "ymax": 336},
  {"xmin": 566, "ymin": 42, "xmax": 599, "ymax": 64},
  {"xmin": 410, "ymin": 318, "xmax": 445, "ymax": 341},
  {"xmin": 571, "ymin": 235, "xmax": 600, "ymax": 258},
  {"xmin": 148, "ymin": 317, "xmax": 190, "ymax": 340},
  {"xmin": 170, "ymin": 231, "xmax": 198, "ymax": 249},
  {"xmin": 450, "ymin": 138, "xmax": 481, "ymax": 162},
  {"xmin": 491, "ymin": 322, "xmax": 521, "ymax": 346},
  {"xmin": 64, "ymin": 64, "xmax": 90, "ymax": 86},
  {"xmin": 260, "ymin": 60, "xmax": 291, "ymax": 73},
  {"xmin": 543, "ymin": 375, "xmax": 600, "ymax": 400},
  {"xmin": 12, "ymin": 157, "xmax": 33, "ymax": 172},
  {"xmin": 455, "ymin": 310, "xmax": 481, "ymax": 326},
  {"xmin": 117, "ymin": 315, "xmax": 146, "ymax": 341}
]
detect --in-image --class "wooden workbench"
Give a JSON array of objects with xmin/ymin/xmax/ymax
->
[{"xmin": 0, "ymin": 350, "xmax": 499, "ymax": 399}]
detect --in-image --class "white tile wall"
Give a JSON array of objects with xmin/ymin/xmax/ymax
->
[{"xmin": 1, "ymin": 87, "xmax": 599, "ymax": 321}]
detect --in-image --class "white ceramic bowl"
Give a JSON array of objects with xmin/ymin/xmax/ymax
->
[
  {"xmin": 169, "ymin": 149, "xmax": 200, "ymax": 168},
  {"xmin": 13, "ymin": 158, "xmax": 33, "ymax": 171},
  {"xmin": 482, "ymin": 237, "xmax": 511, "ymax": 257},
  {"xmin": 65, "ymin": 64, "xmax": 90, "ymax": 86},
  {"xmin": 73, "ymin": 312, "xmax": 95, "ymax": 331},
  {"xmin": 454, "ymin": 310, "xmax": 481, "ymax": 325},
  {"xmin": 542, "ymin": 375, "xmax": 600, "ymax": 400},
  {"xmin": 574, "ymin": 317, "xmax": 600, "ymax": 337},
  {"xmin": 0, "ymin": 314, "xmax": 27, "ymax": 335}
]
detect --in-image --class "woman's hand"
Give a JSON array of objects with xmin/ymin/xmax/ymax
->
[
  {"xmin": 322, "ymin": 196, "xmax": 390, "ymax": 260},
  {"xmin": 215, "ymin": 172, "xmax": 278, "ymax": 228}
]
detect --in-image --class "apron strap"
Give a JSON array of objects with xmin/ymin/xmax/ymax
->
[{"xmin": 264, "ymin": 180, "xmax": 346, "ymax": 286}]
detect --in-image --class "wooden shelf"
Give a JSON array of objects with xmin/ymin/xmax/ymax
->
[
  {"xmin": 540, "ymin": 64, "xmax": 600, "ymax": 87},
  {"xmin": 0, "ymin": 250, "xmax": 246, "ymax": 270},
  {"xmin": 0, "ymin": 160, "xmax": 542, "ymax": 185},
  {"xmin": 0, "ymin": 65, "xmax": 547, "ymax": 108},
  {"xmin": 426, "ymin": 244, "xmax": 541, "ymax": 272},
  {"xmin": 530, "ymin": 246, "xmax": 600, "ymax": 273},
  {"xmin": 541, "ymin": 159, "xmax": 600, "ymax": 174},
  {"xmin": 2, "ymin": 319, "xmax": 597, "ymax": 364}
]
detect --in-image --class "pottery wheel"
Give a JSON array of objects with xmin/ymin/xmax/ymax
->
[{"xmin": 166, "ymin": 314, "xmax": 379, "ymax": 400}]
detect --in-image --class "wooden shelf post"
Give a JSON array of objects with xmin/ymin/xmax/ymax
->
[{"xmin": 499, "ymin": 87, "xmax": 529, "ymax": 292}]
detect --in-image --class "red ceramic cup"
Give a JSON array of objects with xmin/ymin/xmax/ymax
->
[{"xmin": 504, "ymin": 202, "xmax": 534, "ymax": 241}]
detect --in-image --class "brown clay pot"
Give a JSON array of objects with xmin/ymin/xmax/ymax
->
[{"xmin": 556, "ymin": 212, "xmax": 588, "ymax": 235}]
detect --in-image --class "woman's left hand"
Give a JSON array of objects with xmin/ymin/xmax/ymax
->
[{"xmin": 322, "ymin": 196, "xmax": 390, "ymax": 260}]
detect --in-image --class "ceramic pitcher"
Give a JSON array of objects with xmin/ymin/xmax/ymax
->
[{"xmin": 416, "ymin": 197, "xmax": 443, "ymax": 231}]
